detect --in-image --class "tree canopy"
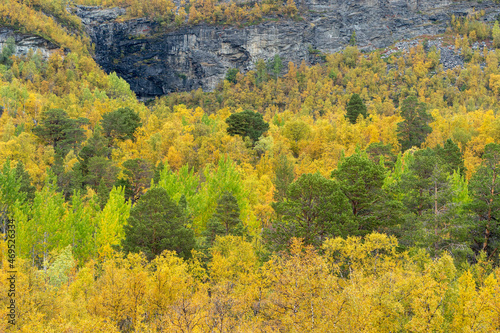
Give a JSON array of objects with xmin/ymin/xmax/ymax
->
[
  {"xmin": 33, "ymin": 108, "xmax": 88, "ymax": 156},
  {"xmin": 123, "ymin": 187, "xmax": 195, "ymax": 260},
  {"xmin": 101, "ymin": 107, "xmax": 142, "ymax": 142},
  {"xmin": 345, "ymin": 93, "xmax": 367, "ymax": 124},
  {"xmin": 203, "ymin": 191, "xmax": 246, "ymax": 248},
  {"xmin": 397, "ymin": 96, "xmax": 433, "ymax": 152},
  {"xmin": 225, "ymin": 109, "xmax": 269, "ymax": 143},
  {"xmin": 266, "ymin": 173, "xmax": 354, "ymax": 251}
]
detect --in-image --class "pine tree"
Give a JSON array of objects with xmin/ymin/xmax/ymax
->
[
  {"xmin": 213, "ymin": 192, "xmax": 244, "ymax": 235},
  {"xmin": 225, "ymin": 109, "xmax": 269, "ymax": 143},
  {"xmin": 0, "ymin": 37, "xmax": 15, "ymax": 67},
  {"xmin": 397, "ymin": 148, "xmax": 463, "ymax": 254},
  {"xmin": 331, "ymin": 151, "xmax": 387, "ymax": 232},
  {"xmin": 225, "ymin": 68, "xmax": 239, "ymax": 84},
  {"xmin": 266, "ymin": 173, "xmax": 354, "ymax": 252},
  {"xmin": 365, "ymin": 142, "xmax": 397, "ymax": 170},
  {"xmin": 119, "ymin": 158, "xmax": 154, "ymax": 202},
  {"xmin": 345, "ymin": 93, "xmax": 367, "ymax": 124},
  {"xmin": 101, "ymin": 107, "xmax": 142, "ymax": 143},
  {"xmin": 349, "ymin": 30, "xmax": 357, "ymax": 46},
  {"xmin": 435, "ymin": 139, "xmax": 466, "ymax": 176},
  {"xmin": 204, "ymin": 192, "xmax": 245, "ymax": 246},
  {"xmin": 203, "ymin": 192, "xmax": 245, "ymax": 247},
  {"xmin": 14, "ymin": 161, "xmax": 35, "ymax": 202},
  {"xmin": 0, "ymin": 160, "xmax": 22, "ymax": 235},
  {"xmin": 269, "ymin": 54, "xmax": 283, "ymax": 80},
  {"xmin": 400, "ymin": 148, "xmax": 451, "ymax": 216},
  {"xmin": 466, "ymin": 143, "xmax": 500, "ymax": 257},
  {"xmin": 397, "ymin": 96, "xmax": 433, "ymax": 152},
  {"xmin": 33, "ymin": 109, "xmax": 88, "ymax": 156},
  {"xmin": 123, "ymin": 187, "xmax": 195, "ymax": 260},
  {"xmin": 255, "ymin": 59, "xmax": 268, "ymax": 85},
  {"xmin": 97, "ymin": 180, "xmax": 110, "ymax": 209}
]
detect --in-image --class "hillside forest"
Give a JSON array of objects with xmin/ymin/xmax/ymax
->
[{"xmin": 2, "ymin": 0, "xmax": 500, "ymax": 331}]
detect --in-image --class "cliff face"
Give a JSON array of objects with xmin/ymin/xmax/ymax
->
[
  {"xmin": 0, "ymin": 27, "xmax": 62, "ymax": 60},
  {"xmin": 69, "ymin": 1, "xmax": 500, "ymax": 97}
]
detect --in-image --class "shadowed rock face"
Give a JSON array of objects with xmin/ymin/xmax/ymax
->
[{"xmin": 73, "ymin": 1, "xmax": 500, "ymax": 97}]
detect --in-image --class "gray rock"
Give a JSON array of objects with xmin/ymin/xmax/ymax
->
[
  {"xmin": 382, "ymin": 37, "xmax": 466, "ymax": 71},
  {"xmin": 71, "ymin": 6, "xmax": 126, "ymax": 26},
  {"xmin": 2, "ymin": 0, "xmax": 498, "ymax": 98},
  {"xmin": 0, "ymin": 27, "xmax": 61, "ymax": 60},
  {"xmin": 78, "ymin": 0, "xmax": 500, "ymax": 97}
]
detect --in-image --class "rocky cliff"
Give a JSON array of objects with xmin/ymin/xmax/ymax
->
[
  {"xmin": 3, "ymin": 1, "xmax": 500, "ymax": 98},
  {"xmin": 0, "ymin": 27, "xmax": 62, "ymax": 60},
  {"xmin": 76, "ymin": 0, "xmax": 500, "ymax": 98}
]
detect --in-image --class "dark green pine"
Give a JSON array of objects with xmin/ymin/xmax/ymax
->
[
  {"xmin": 203, "ymin": 191, "xmax": 246, "ymax": 247},
  {"xmin": 345, "ymin": 93, "xmax": 367, "ymax": 124},
  {"xmin": 226, "ymin": 109, "xmax": 270, "ymax": 143},
  {"xmin": 123, "ymin": 187, "xmax": 195, "ymax": 260}
]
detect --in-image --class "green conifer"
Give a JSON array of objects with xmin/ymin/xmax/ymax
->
[
  {"xmin": 345, "ymin": 93, "xmax": 367, "ymax": 124},
  {"xmin": 123, "ymin": 187, "xmax": 195, "ymax": 260},
  {"xmin": 203, "ymin": 191, "xmax": 245, "ymax": 248}
]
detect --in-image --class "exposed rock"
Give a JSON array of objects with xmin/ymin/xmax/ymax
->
[
  {"xmin": 72, "ymin": 6, "xmax": 126, "ymax": 25},
  {"xmin": 76, "ymin": 1, "xmax": 500, "ymax": 97},
  {"xmin": 382, "ymin": 37, "xmax": 466, "ymax": 71},
  {"xmin": 0, "ymin": 27, "xmax": 61, "ymax": 60},
  {"xmin": 2, "ymin": 0, "xmax": 497, "ymax": 99}
]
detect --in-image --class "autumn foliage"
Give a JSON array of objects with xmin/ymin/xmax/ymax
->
[
  {"xmin": 1, "ymin": 234, "xmax": 500, "ymax": 332},
  {"xmin": 1, "ymin": 3, "xmax": 500, "ymax": 331}
]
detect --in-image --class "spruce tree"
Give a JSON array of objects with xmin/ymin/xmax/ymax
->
[{"xmin": 345, "ymin": 93, "xmax": 367, "ymax": 124}]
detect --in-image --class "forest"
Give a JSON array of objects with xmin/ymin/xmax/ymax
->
[{"xmin": 2, "ymin": 0, "xmax": 500, "ymax": 331}]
